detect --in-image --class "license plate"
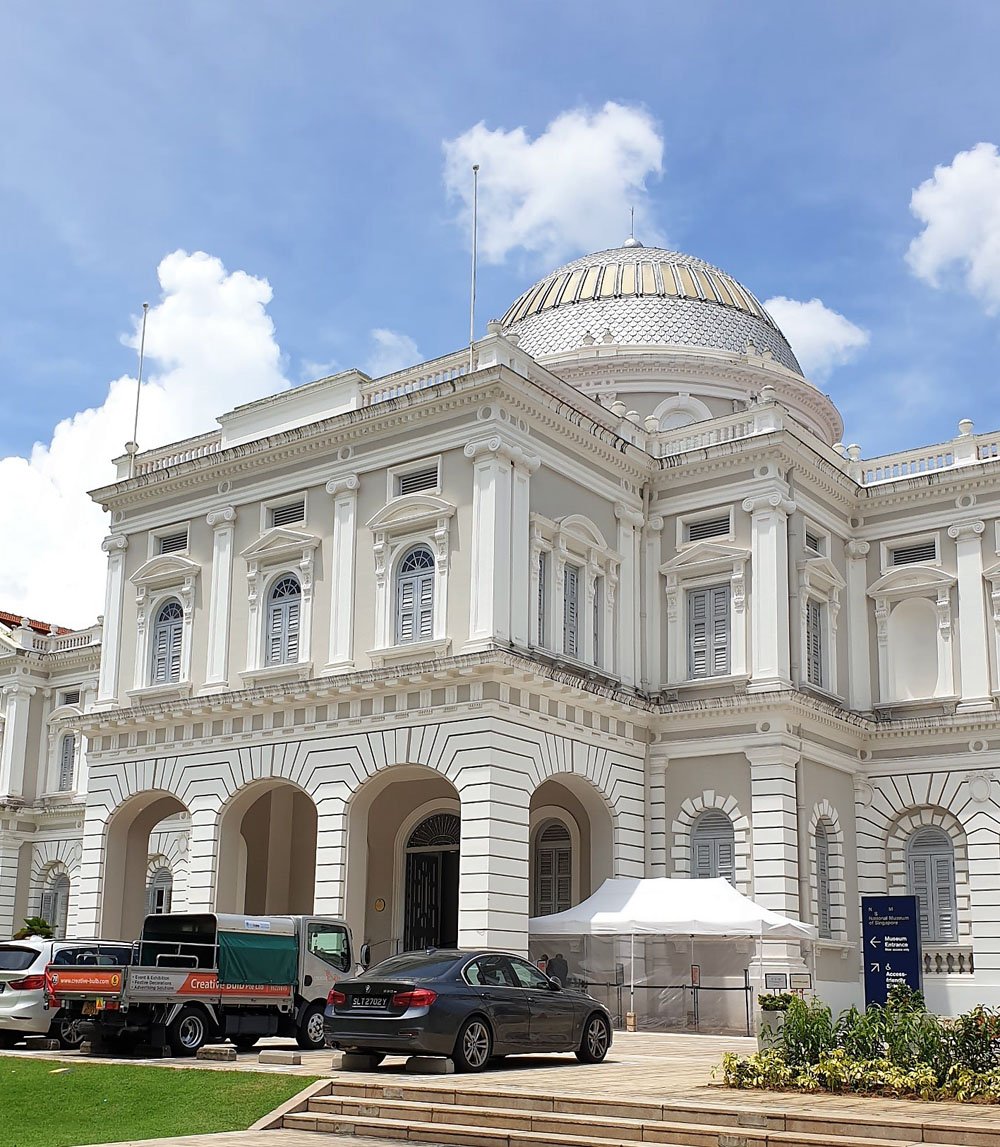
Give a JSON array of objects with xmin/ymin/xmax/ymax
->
[
  {"xmin": 82, "ymin": 1002, "xmax": 97, "ymax": 1016},
  {"xmin": 352, "ymin": 996, "xmax": 390, "ymax": 1009}
]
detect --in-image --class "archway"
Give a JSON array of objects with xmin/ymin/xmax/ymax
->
[
  {"xmin": 216, "ymin": 780, "xmax": 317, "ymax": 915},
  {"xmin": 103, "ymin": 790, "xmax": 188, "ymax": 939},
  {"xmin": 345, "ymin": 766, "xmax": 460, "ymax": 963}
]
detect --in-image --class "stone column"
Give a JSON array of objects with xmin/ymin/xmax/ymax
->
[
  {"xmin": 614, "ymin": 504, "xmax": 643, "ymax": 688},
  {"xmin": 75, "ymin": 799, "xmax": 110, "ymax": 937},
  {"xmin": 949, "ymin": 520, "xmax": 992, "ymax": 711},
  {"xmin": 313, "ymin": 792, "xmax": 349, "ymax": 919},
  {"xmin": 0, "ymin": 684, "xmax": 35, "ymax": 799},
  {"xmin": 464, "ymin": 437, "xmax": 514, "ymax": 650},
  {"xmin": 746, "ymin": 744, "xmax": 806, "ymax": 969},
  {"xmin": 647, "ymin": 757, "xmax": 668, "ymax": 876},
  {"xmin": 204, "ymin": 506, "xmax": 237, "ymax": 691},
  {"xmin": 96, "ymin": 534, "xmax": 128, "ymax": 707},
  {"xmin": 183, "ymin": 803, "xmax": 220, "ymax": 914},
  {"xmin": 509, "ymin": 456, "xmax": 537, "ymax": 649},
  {"xmin": 742, "ymin": 493, "xmax": 796, "ymax": 692},
  {"xmin": 457, "ymin": 764, "xmax": 530, "ymax": 953},
  {"xmin": 0, "ymin": 834, "xmax": 21, "ymax": 939},
  {"xmin": 846, "ymin": 541, "xmax": 872, "ymax": 710},
  {"xmin": 324, "ymin": 475, "xmax": 360, "ymax": 672}
]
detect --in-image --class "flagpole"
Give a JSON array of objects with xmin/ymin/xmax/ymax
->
[
  {"xmin": 127, "ymin": 302, "xmax": 150, "ymax": 479},
  {"xmin": 469, "ymin": 164, "xmax": 479, "ymax": 374}
]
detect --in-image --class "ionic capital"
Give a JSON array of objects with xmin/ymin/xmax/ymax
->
[
  {"xmin": 846, "ymin": 540, "xmax": 870, "ymax": 560},
  {"xmin": 948, "ymin": 520, "xmax": 985, "ymax": 541},
  {"xmin": 101, "ymin": 533, "xmax": 128, "ymax": 554},
  {"xmin": 206, "ymin": 505, "xmax": 237, "ymax": 529},
  {"xmin": 325, "ymin": 474, "xmax": 360, "ymax": 497},
  {"xmin": 742, "ymin": 492, "xmax": 796, "ymax": 517},
  {"xmin": 463, "ymin": 435, "xmax": 540, "ymax": 472}
]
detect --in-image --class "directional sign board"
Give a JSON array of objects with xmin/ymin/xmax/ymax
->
[{"xmin": 861, "ymin": 895, "xmax": 921, "ymax": 1007}]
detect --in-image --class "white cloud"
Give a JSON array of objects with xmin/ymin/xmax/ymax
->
[
  {"xmin": 763, "ymin": 296, "xmax": 870, "ymax": 382},
  {"xmin": 907, "ymin": 143, "xmax": 1000, "ymax": 313},
  {"xmin": 0, "ymin": 250, "xmax": 289, "ymax": 629},
  {"xmin": 364, "ymin": 329, "xmax": 421, "ymax": 377},
  {"xmin": 443, "ymin": 103, "xmax": 664, "ymax": 265}
]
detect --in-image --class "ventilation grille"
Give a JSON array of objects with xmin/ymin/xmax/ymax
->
[
  {"xmin": 61, "ymin": 690, "xmax": 81, "ymax": 707},
  {"xmin": 158, "ymin": 530, "xmax": 188, "ymax": 554},
  {"xmin": 891, "ymin": 539, "xmax": 937, "ymax": 566},
  {"xmin": 687, "ymin": 515, "xmax": 730, "ymax": 543},
  {"xmin": 270, "ymin": 500, "xmax": 305, "ymax": 527},
  {"xmin": 804, "ymin": 530, "xmax": 822, "ymax": 553},
  {"xmin": 396, "ymin": 465, "xmax": 439, "ymax": 496}
]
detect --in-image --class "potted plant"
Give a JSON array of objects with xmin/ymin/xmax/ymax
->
[
  {"xmin": 12, "ymin": 917, "xmax": 53, "ymax": 940},
  {"xmin": 757, "ymin": 991, "xmax": 795, "ymax": 1051}
]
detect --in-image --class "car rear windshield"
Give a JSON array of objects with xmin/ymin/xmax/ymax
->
[
  {"xmin": 365, "ymin": 954, "xmax": 461, "ymax": 980},
  {"xmin": 0, "ymin": 946, "xmax": 39, "ymax": 972}
]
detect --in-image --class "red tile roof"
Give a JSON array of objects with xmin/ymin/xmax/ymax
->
[{"xmin": 0, "ymin": 610, "xmax": 72, "ymax": 636}]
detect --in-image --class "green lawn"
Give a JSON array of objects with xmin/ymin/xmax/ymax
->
[{"xmin": 0, "ymin": 1056, "xmax": 319, "ymax": 1147}]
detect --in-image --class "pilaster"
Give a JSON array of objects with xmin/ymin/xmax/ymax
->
[
  {"xmin": 203, "ymin": 506, "xmax": 237, "ymax": 690},
  {"xmin": 0, "ymin": 684, "xmax": 36, "ymax": 799},
  {"xmin": 846, "ymin": 541, "xmax": 872, "ymax": 710},
  {"xmin": 948, "ymin": 520, "xmax": 993, "ymax": 711},
  {"xmin": 742, "ymin": 492, "xmax": 795, "ymax": 691},
  {"xmin": 464, "ymin": 438, "xmax": 519, "ymax": 650},
  {"xmin": 510, "ymin": 458, "xmax": 535, "ymax": 648},
  {"xmin": 614, "ymin": 503, "xmax": 643, "ymax": 688},
  {"xmin": 324, "ymin": 475, "xmax": 360, "ymax": 672},
  {"xmin": 183, "ymin": 802, "xmax": 220, "ymax": 914},
  {"xmin": 96, "ymin": 534, "xmax": 128, "ymax": 708},
  {"xmin": 642, "ymin": 515, "xmax": 664, "ymax": 690}
]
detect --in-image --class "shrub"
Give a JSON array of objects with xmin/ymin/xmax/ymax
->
[{"xmin": 758, "ymin": 992, "xmax": 796, "ymax": 1012}]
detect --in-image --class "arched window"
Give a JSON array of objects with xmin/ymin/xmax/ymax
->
[
  {"xmin": 40, "ymin": 873, "xmax": 71, "ymax": 939},
  {"xmin": 815, "ymin": 820, "xmax": 833, "ymax": 939},
  {"xmin": 265, "ymin": 575, "xmax": 302, "ymax": 665},
  {"xmin": 533, "ymin": 820, "xmax": 572, "ymax": 917},
  {"xmin": 908, "ymin": 826, "xmax": 957, "ymax": 943},
  {"xmin": 396, "ymin": 546, "xmax": 435, "ymax": 644},
  {"xmin": 691, "ymin": 810, "xmax": 735, "ymax": 885},
  {"xmin": 150, "ymin": 600, "xmax": 183, "ymax": 684},
  {"xmin": 57, "ymin": 734, "xmax": 76, "ymax": 793},
  {"xmin": 146, "ymin": 867, "xmax": 173, "ymax": 916}
]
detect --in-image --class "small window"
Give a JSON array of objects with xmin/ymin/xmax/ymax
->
[
  {"xmin": 563, "ymin": 565, "xmax": 580, "ymax": 657},
  {"xmin": 891, "ymin": 539, "xmax": 937, "ymax": 566},
  {"xmin": 804, "ymin": 529, "xmax": 823, "ymax": 554},
  {"xmin": 691, "ymin": 810, "xmax": 736, "ymax": 885},
  {"xmin": 537, "ymin": 552, "xmax": 547, "ymax": 647},
  {"xmin": 150, "ymin": 600, "xmax": 183, "ymax": 685},
  {"xmin": 146, "ymin": 868, "xmax": 173, "ymax": 915},
  {"xmin": 40, "ymin": 874, "xmax": 71, "ymax": 939},
  {"xmin": 534, "ymin": 820, "xmax": 572, "ymax": 917},
  {"xmin": 265, "ymin": 575, "xmax": 302, "ymax": 665},
  {"xmin": 60, "ymin": 689, "xmax": 81, "ymax": 707},
  {"xmin": 686, "ymin": 515, "xmax": 731, "ymax": 543},
  {"xmin": 270, "ymin": 500, "xmax": 305, "ymax": 528},
  {"xmin": 158, "ymin": 529, "xmax": 188, "ymax": 555},
  {"xmin": 57, "ymin": 734, "xmax": 76, "ymax": 793},
  {"xmin": 687, "ymin": 585, "xmax": 730, "ymax": 678},
  {"xmin": 816, "ymin": 821, "xmax": 832, "ymax": 939},
  {"xmin": 396, "ymin": 464, "xmax": 439, "ymax": 497},
  {"xmin": 805, "ymin": 599, "xmax": 824, "ymax": 688}
]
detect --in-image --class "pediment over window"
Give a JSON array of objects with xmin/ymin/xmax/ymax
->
[
  {"xmin": 982, "ymin": 560, "xmax": 1000, "ymax": 585},
  {"xmin": 131, "ymin": 554, "xmax": 200, "ymax": 590},
  {"xmin": 660, "ymin": 541, "xmax": 750, "ymax": 579},
  {"xmin": 798, "ymin": 555, "xmax": 846, "ymax": 595},
  {"xmin": 240, "ymin": 526, "xmax": 319, "ymax": 565},
  {"xmin": 867, "ymin": 565, "xmax": 956, "ymax": 600},
  {"xmin": 366, "ymin": 493, "xmax": 455, "ymax": 535},
  {"xmin": 47, "ymin": 704, "xmax": 83, "ymax": 725},
  {"xmin": 554, "ymin": 514, "xmax": 609, "ymax": 551}
]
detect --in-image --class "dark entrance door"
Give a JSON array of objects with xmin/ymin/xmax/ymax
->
[{"xmin": 403, "ymin": 813, "xmax": 460, "ymax": 951}]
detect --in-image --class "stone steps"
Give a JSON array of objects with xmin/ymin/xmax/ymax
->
[{"xmin": 278, "ymin": 1078, "xmax": 1000, "ymax": 1147}]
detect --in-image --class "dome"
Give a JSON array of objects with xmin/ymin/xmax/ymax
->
[{"xmin": 500, "ymin": 244, "xmax": 801, "ymax": 374}]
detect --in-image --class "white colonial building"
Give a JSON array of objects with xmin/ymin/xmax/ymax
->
[{"xmin": 4, "ymin": 240, "xmax": 1000, "ymax": 1017}]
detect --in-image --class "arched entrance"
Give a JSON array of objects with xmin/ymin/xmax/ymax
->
[
  {"xmin": 216, "ymin": 780, "xmax": 317, "ymax": 915},
  {"xmin": 103, "ymin": 790, "xmax": 188, "ymax": 938},
  {"xmin": 403, "ymin": 812, "xmax": 460, "ymax": 951}
]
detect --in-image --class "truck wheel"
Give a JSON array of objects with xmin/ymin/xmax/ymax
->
[
  {"xmin": 49, "ymin": 1011, "xmax": 86, "ymax": 1049},
  {"xmin": 296, "ymin": 1003, "xmax": 326, "ymax": 1050},
  {"xmin": 167, "ymin": 1006, "xmax": 209, "ymax": 1057}
]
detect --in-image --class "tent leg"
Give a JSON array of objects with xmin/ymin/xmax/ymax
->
[{"xmin": 627, "ymin": 932, "xmax": 636, "ymax": 1031}]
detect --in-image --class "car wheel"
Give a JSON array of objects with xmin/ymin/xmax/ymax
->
[
  {"xmin": 167, "ymin": 1006, "xmax": 209, "ymax": 1057},
  {"xmin": 50, "ymin": 1011, "xmax": 85, "ymax": 1050},
  {"xmin": 453, "ymin": 1016, "xmax": 493, "ymax": 1072},
  {"xmin": 576, "ymin": 1013, "xmax": 611, "ymax": 1063},
  {"xmin": 296, "ymin": 1003, "xmax": 326, "ymax": 1050},
  {"xmin": 232, "ymin": 1036, "xmax": 260, "ymax": 1052}
]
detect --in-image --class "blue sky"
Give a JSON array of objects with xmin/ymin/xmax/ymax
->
[{"xmin": 4, "ymin": 1, "xmax": 1000, "ymax": 624}]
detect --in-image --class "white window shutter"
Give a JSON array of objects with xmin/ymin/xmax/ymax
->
[
  {"xmin": 395, "ymin": 547, "xmax": 435, "ymax": 645},
  {"xmin": 563, "ymin": 565, "xmax": 579, "ymax": 656},
  {"xmin": 57, "ymin": 735, "xmax": 76, "ymax": 792},
  {"xmin": 816, "ymin": 821, "xmax": 832, "ymax": 938},
  {"xmin": 692, "ymin": 810, "xmax": 736, "ymax": 885},
  {"xmin": 688, "ymin": 586, "xmax": 730, "ymax": 678},
  {"xmin": 806, "ymin": 599, "xmax": 823, "ymax": 687}
]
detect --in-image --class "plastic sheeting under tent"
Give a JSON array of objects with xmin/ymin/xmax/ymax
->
[{"xmin": 528, "ymin": 877, "xmax": 817, "ymax": 1034}]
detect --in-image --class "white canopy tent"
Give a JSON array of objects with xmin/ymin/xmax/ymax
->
[{"xmin": 529, "ymin": 877, "xmax": 817, "ymax": 1020}]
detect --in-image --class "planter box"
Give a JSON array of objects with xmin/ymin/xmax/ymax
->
[{"xmin": 757, "ymin": 1008, "xmax": 785, "ymax": 1051}]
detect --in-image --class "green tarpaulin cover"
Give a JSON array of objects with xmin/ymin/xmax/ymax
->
[{"xmin": 217, "ymin": 930, "xmax": 297, "ymax": 986}]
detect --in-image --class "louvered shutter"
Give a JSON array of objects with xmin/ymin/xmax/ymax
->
[
  {"xmin": 934, "ymin": 854, "xmax": 957, "ymax": 941},
  {"xmin": 265, "ymin": 577, "xmax": 302, "ymax": 665},
  {"xmin": 563, "ymin": 566, "xmax": 579, "ymax": 656},
  {"xmin": 593, "ymin": 577, "xmax": 602, "ymax": 667},
  {"xmin": 537, "ymin": 553, "xmax": 547, "ymax": 646},
  {"xmin": 692, "ymin": 811, "xmax": 736, "ymax": 885},
  {"xmin": 816, "ymin": 821, "xmax": 832, "ymax": 938},
  {"xmin": 168, "ymin": 618, "xmax": 182, "ymax": 681},
  {"xmin": 267, "ymin": 599, "xmax": 285, "ymax": 664},
  {"xmin": 908, "ymin": 827, "xmax": 957, "ymax": 943},
  {"xmin": 688, "ymin": 588, "xmax": 709, "ymax": 677},
  {"xmin": 285, "ymin": 597, "xmax": 301, "ymax": 661},
  {"xmin": 57, "ymin": 735, "xmax": 75, "ymax": 792},
  {"xmin": 150, "ymin": 603, "xmax": 183, "ymax": 684},
  {"xmin": 716, "ymin": 834, "xmax": 735, "ymax": 885},
  {"xmin": 710, "ymin": 586, "xmax": 730, "ymax": 675},
  {"xmin": 534, "ymin": 821, "xmax": 572, "ymax": 916},
  {"xmin": 146, "ymin": 868, "xmax": 173, "ymax": 915},
  {"xmin": 39, "ymin": 888, "xmax": 56, "ymax": 928},
  {"xmin": 397, "ymin": 577, "xmax": 415, "ymax": 642},
  {"xmin": 806, "ymin": 600, "xmax": 823, "ymax": 687},
  {"xmin": 52, "ymin": 876, "xmax": 70, "ymax": 938},
  {"xmin": 910, "ymin": 854, "xmax": 932, "ymax": 939},
  {"xmin": 395, "ymin": 548, "xmax": 435, "ymax": 645},
  {"xmin": 417, "ymin": 573, "xmax": 434, "ymax": 639},
  {"xmin": 688, "ymin": 586, "xmax": 730, "ymax": 678}
]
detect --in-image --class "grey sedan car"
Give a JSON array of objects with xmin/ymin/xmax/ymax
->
[{"xmin": 323, "ymin": 949, "xmax": 612, "ymax": 1072}]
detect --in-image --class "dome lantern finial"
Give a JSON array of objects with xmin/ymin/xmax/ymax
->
[
  {"xmin": 622, "ymin": 235, "xmax": 643, "ymax": 248},
  {"xmin": 623, "ymin": 205, "xmax": 643, "ymax": 247}
]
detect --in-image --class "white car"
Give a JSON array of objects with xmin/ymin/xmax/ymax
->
[{"xmin": 0, "ymin": 938, "xmax": 134, "ymax": 1048}]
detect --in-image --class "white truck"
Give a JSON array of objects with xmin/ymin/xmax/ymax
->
[{"xmin": 46, "ymin": 912, "xmax": 365, "ymax": 1056}]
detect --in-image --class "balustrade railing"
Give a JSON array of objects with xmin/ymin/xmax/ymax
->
[
  {"xmin": 922, "ymin": 945, "xmax": 974, "ymax": 975},
  {"xmin": 361, "ymin": 350, "xmax": 471, "ymax": 406},
  {"xmin": 29, "ymin": 625, "xmax": 101, "ymax": 654}
]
